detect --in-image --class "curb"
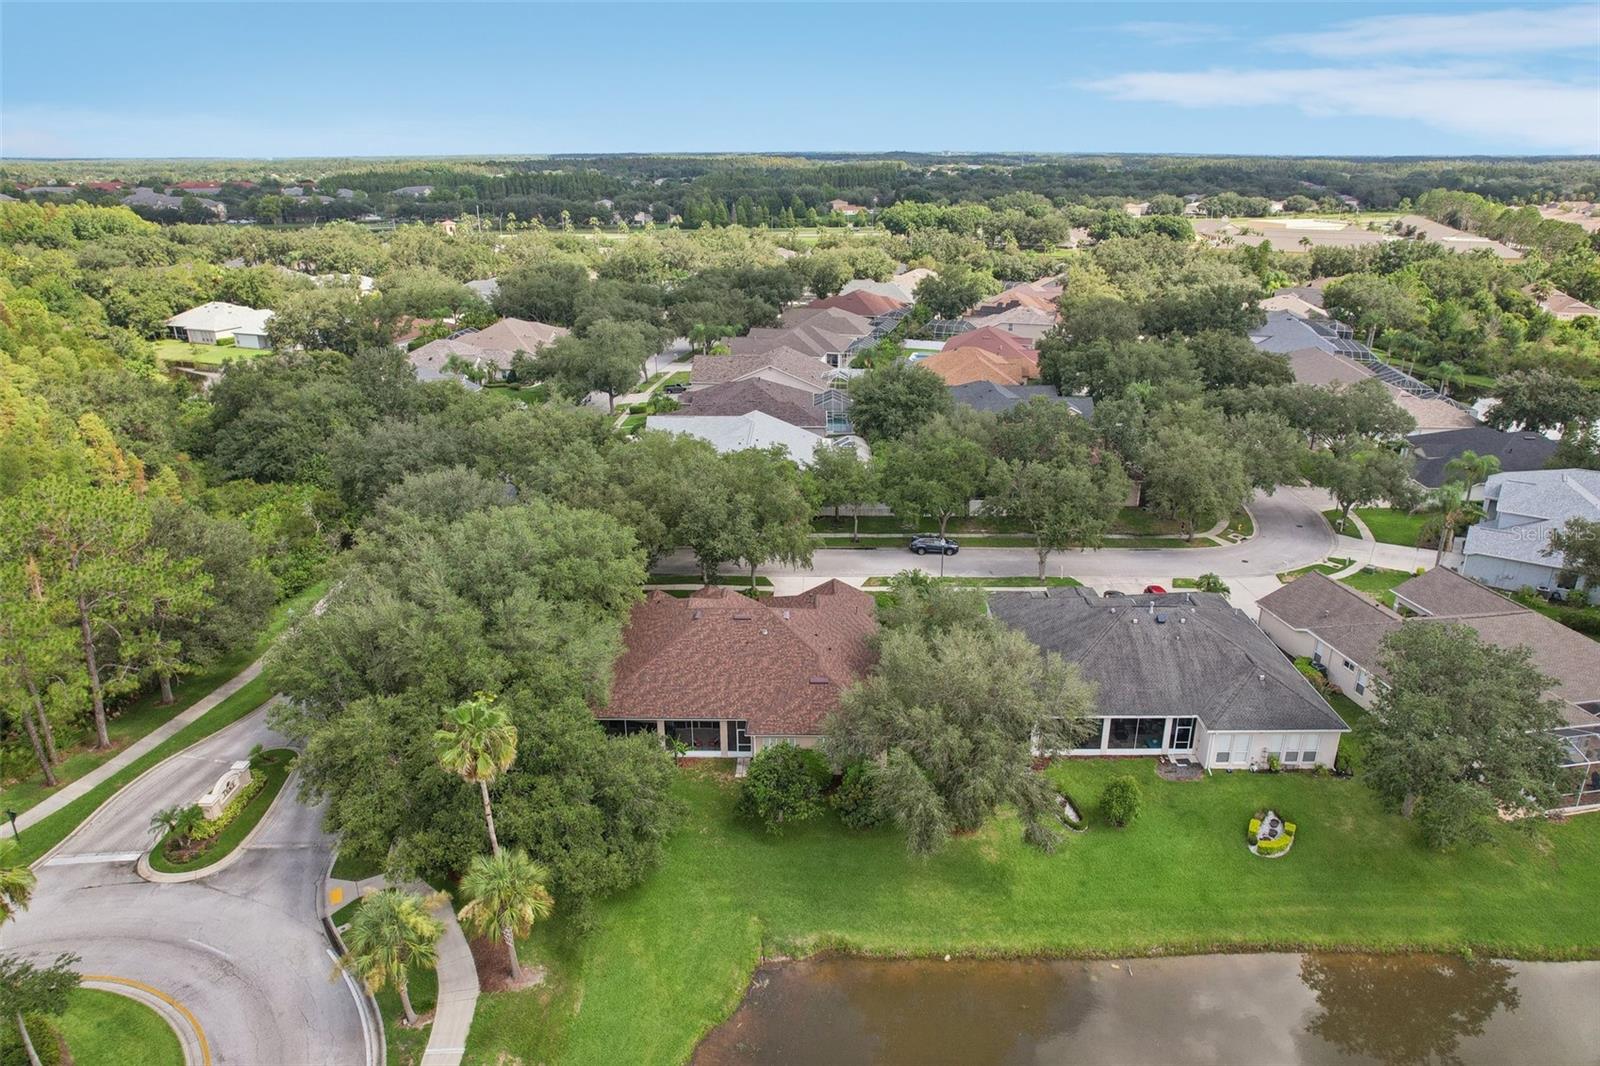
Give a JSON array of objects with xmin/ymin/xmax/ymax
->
[
  {"xmin": 83, "ymin": 975, "xmax": 211, "ymax": 1066},
  {"xmin": 135, "ymin": 766, "xmax": 300, "ymax": 885},
  {"xmin": 29, "ymin": 699, "xmax": 280, "ymax": 873}
]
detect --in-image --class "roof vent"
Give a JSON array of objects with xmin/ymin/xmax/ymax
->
[
  {"xmin": 732, "ymin": 611, "xmax": 754, "ymax": 620},
  {"xmin": 1155, "ymin": 613, "xmax": 1168, "ymax": 624},
  {"xmin": 809, "ymin": 675, "xmax": 831, "ymax": 685},
  {"xmin": 782, "ymin": 609, "xmax": 791, "ymax": 620},
  {"xmin": 691, "ymin": 609, "xmax": 702, "ymax": 621},
  {"xmin": 1179, "ymin": 616, "xmax": 1186, "ymax": 624}
]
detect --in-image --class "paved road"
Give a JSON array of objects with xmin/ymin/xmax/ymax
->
[
  {"xmin": 659, "ymin": 487, "xmax": 1341, "ymax": 588},
  {"xmin": 2, "ymin": 704, "xmax": 371, "ymax": 1066}
]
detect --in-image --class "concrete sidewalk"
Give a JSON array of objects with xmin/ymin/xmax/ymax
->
[{"xmin": 17, "ymin": 654, "xmax": 269, "ymax": 833}]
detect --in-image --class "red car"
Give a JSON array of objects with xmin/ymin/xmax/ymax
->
[{"xmin": 1143, "ymin": 584, "xmax": 1167, "ymax": 594}]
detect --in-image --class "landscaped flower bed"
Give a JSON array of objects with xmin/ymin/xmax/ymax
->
[
  {"xmin": 148, "ymin": 748, "xmax": 296, "ymax": 873},
  {"xmin": 1247, "ymin": 808, "xmax": 1296, "ymax": 858}
]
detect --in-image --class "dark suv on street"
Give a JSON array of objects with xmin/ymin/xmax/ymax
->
[{"xmin": 909, "ymin": 536, "xmax": 960, "ymax": 556}]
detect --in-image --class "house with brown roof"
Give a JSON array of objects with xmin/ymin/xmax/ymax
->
[
  {"xmin": 944, "ymin": 325, "xmax": 1036, "ymax": 360},
  {"xmin": 808, "ymin": 290, "xmax": 908, "ymax": 319},
  {"xmin": 460, "ymin": 317, "xmax": 568, "ymax": 354},
  {"xmin": 666, "ymin": 379, "xmax": 828, "ymax": 432},
  {"xmin": 689, "ymin": 349, "xmax": 846, "ymax": 394},
  {"xmin": 595, "ymin": 581, "xmax": 877, "ymax": 757},
  {"xmin": 961, "ymin": 302, "xmax": 1058, "ymax": 341},
  {"xmin": 827, "ymin": 199, "xmax": 866, "ymax": 216},
  {"xmin": 917, "ymin": 346, "xmax": 1039, "ymax": 387}
]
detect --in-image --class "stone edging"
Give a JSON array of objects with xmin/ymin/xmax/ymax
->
[
  {"xmin": 82, "ymin": 975, "xmax": 210, "ymax": 1066},
  {"xmin": 135, "ymin": 767, "xmax": 299, "ymax": 884}
]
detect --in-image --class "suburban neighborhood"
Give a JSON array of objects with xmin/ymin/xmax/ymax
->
[{"xmin": 2, "ymin": 3, "xmax": 1600, "ymax": 1064}]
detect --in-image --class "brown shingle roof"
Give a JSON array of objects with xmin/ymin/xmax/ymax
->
[
  {"xmin": 808, "ymin": 290, "xmax": 907, "ymax": 317},
  {"xmin": 666, "ymin": 379, "xmax": 824, "ymax": 428},
  {"xmin": 690, "ymin": 350, "xmax": 839, "ymax": 392},
  {"xmin": 463, "ymin": 317, "xmax": 568, "ymax": 353},
  {"xmin": 600, "ymin": 580, "xmax": 877, "ymax": 736},
  {"xmin": 918, "ymin": 347, "xmax": 1038, "ymax": 387},
  {"xmin": 946, "ymin": 325, "xmax": 1035, "ymax": 359}
]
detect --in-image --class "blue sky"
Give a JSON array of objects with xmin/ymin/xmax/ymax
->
[{"xmin": 3, "ymin": 2, "xmax": 1597, "ymax": 158}]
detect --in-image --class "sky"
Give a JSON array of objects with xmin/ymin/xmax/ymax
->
[{"xmin": 2, "ymin": 1, "xmax": 1598, "ymax": 158}]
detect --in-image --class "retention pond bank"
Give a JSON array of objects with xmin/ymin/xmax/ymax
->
[{"xmin": 694, "ymin": 953, "xmax": 1600, "ymax": 1065}]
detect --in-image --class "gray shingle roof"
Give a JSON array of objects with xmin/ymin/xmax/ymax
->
[
  {"xmin": 1464, "ymin": 468, "xmax": 1600, "ymax": 567},
  {"xmin": 990, "ymin": 589, "xmax": 1348, "ymax": 733},
  {"xmin": 1405, "ymin": 426, "xmax": 1557, "ymax": 488},
  {"xmin": 948, "ymin": 381, "xmax": 1092, "ymax": 417}
]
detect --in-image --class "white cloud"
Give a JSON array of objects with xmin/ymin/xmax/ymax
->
[
  {"xmin": 1089, "ymin": 66, "xmax": 1600, "ymax": 152},
  {"xmin": 1270, "ymin": 4, "xmax": 1600, "ymax": 56}
]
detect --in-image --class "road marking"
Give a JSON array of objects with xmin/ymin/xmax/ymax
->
[
  {"xmin": 185, "ymin": 937, "xmax": 231, "ymax": 960},
  {"xmin": 85, "ymin": 974, "xmax": 211, "ymax": 1066},
  {"xmin": 42, "ymin": 851, "xmax": 142, "ymax": 866},
  {"xmin": 328, "ymin": 948, "xmax": 377, "ymax": 1066}
]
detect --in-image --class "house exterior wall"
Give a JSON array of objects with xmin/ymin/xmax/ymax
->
[
  {"xmin": 233, "ymin": 331, "xmax": 271, "ymax": 349},
  {"xmin": 171, "ymin": 326, "xmax": 222, "ymax": 345},
  {"xmin": 1205, "ymin": 730, "xmax": 1341, "ymax": 770},
  {"xmin": 1459, "ymin": 553, "xmax": 1561, "ymax": 594},
  {"xmin": 1258, "ymin": 608, "xmax": 1381, "ymax": 711}
]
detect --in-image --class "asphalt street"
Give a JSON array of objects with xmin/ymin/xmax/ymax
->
[{"xmin": 2, "ymin": 704, "xmax": 371, "ymax": 1066}]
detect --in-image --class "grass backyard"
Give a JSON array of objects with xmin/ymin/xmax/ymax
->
[
  {"xmin": 55, "ymin": 987, "xmax": 183, "ymax": 1066},
  {"xmin": 151, "ymin": 338, "xmax": 269, "ymax": 367},
  {"xmin": 3, "ymin": 583, "xmax": 325, "ymax": 817},
  {"xmin": 463, "ymin": 758, "xmax": 1600, "ymax": 1066}
]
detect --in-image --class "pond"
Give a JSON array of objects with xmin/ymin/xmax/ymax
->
[{"xmin": 693, "ymin": 953, "xmax": 1600, "ymax": 1066}]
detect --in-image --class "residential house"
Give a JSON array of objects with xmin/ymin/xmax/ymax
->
[
  {"xmin": 689, "ymin": 349, "xmax": 846, "ymax": 394},
  {"xmin": 173, "ymin": 181, "xmax": 223, "ymax": 196},
  {"xmin": 949, "ymin": 381, "xmax": 1093, "ymax": 418},
  {"xmin": 1404, "ymin": 425, "xmax": 1558, "ymax": 490},
  {"xmin": 807, "ymin": 290, "xmax": 908, "ymax": 319},
  {"xmin": 631, "ymin": 211, "xmax": 654, "ymax": 226},
  {"xmin": 1529, "ymin": 287, "xmax": 1600, "ymax": 321},
  {"xmin": 465, "ymin": 278, "xmax": 500, "ymax": 303},
  {"xmin": 461, "ymin": 317, "xmax": 568, "ymax": 355},
  {"xmin": 406, "ymin": 338, "xmax": 515, "ymax": 390},
  {"xmin": 733, "ymin": 306, "xmax": 874, "ymax": 368},
  {"xmin": 1248, "ymin": 310, "xmax": 1475, "ymax": 432},
  {"xmin": 990, "ymin": 589, "xmax": 1348, "ymax": 769},
  {"xmin": 917, "ymin": 345, "xmax": 1038, "ymax": 387},
  {"xmin": 1460, "ymin": 469, "xmax": 1600, "ymax": 598},
  {"xmin": 23, "ymin": 186, "xmax": 73, "ymax": 197},
  {"xmin": 643, "ymin": 410, "xmax": 862, "ymax": 466},
  {"xmin": 595, "ymin": 581, "xmax": 878, "ymax": 759},
  {"xmin": 667, "ymin": 379, "xmax": 830, "ymax": 433},
  {"xmin": 827, "ymin": 199, "xmax": 866, "ymax": 215},
  {"xmin": 945, "ymin": 324, "xmax": 1037, "ymax": 361},
  {"xmin": 165, "ymin": 302, "xmax": 273, "ymax": 347},
  {"xmin": 842, "ymin": 276, "xmax": 924, "ymax": 305},
  {"xmin": 123, "ymin": 187, "xmax": 226, "ymax": 218},
  {"xmin": 961, "ymin": 285, "xmax": 1060, "ymax": 341},
  {"xmin": 1256, "ymin": 567, "xmax": 1600, "ymax": 808},
  {"xmin": 391, "ymin": 185, "xmax": 434, "ymax": 198}
]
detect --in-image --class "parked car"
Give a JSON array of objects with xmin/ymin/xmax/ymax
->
[
  {"xmin": 909, "ymin": 536, "xmax": 959, "ymax": 556},
  {"xmin": 663, "ymin": 383, "xmax": 688, "ymax": 395},
  {"xmin": 1143, "ymin": 584, "xmax": 1167, "ymax": 594}
]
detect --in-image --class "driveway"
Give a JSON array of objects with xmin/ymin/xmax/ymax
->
[{"xmin": 2, "ymin": 704, "xmax": 372, "ymax": 1066}]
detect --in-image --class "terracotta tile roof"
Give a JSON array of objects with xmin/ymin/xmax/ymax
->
[
  {"xmin": 600, "ymin": 580, "xmax": 877, "ymax": 736},
  {"xmin": 918, "ymin": 347, "xmax": 1038, "ymax": 386},
  {"xmin": 808, "ymin": 290, "xmax": 907, "ymax": 317},
  {"xmin": 944, "ymin": 325, "xmax": 1035, "ymax": 359}
]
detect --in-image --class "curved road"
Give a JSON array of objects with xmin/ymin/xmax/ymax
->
[{"xmin": 1, "ymin": 704, "xmax": 371, "ymax": 1066}]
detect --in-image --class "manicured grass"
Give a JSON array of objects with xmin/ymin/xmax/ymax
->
[
  {"xmin": 1323, "ymin": 507, "xmax": 1434, "ymax": 547},
  {"xmin": 147, "ymin": 749, "xmax": 296, "ymax": 873},
  {"xmin": 337, "ymin": 895, "xmax": 439, "ymax": 1066},
  {"xmin": 659, "ymin": 371, "xmax": 691, "ymax": 389},
  {"xmin": 332, "ymin": 849, "xmax": 386, "ymax": 883},
  {"xmin": 1338, "ymin": 566, "xmax": 1415, "ymax": 609},
  {"xmin": 3, "ymin": 583, "xmax": 325, "ymax": 818},
  {"xmin": 862, "ymin": 576, "xmax": 1082, "ymax": 588},
  {"xmin": 1278, "ymin": 557, "xmax": 1354, "ymax": 582},
  {"xmin": 151, "ymin": 338, "xmax": 269, "ymax": 367},
  {"xmin": 618, "ymin": 414, "xmax": 647, "ymax": 434},
  {"xmin": 57, "ymin": 987, "xmax": 183, "ymax": 1066},
  {"xmin": 463, "ymin": 758, "xmax": 1600, "ymax": 1066},
  {"xmin": 1223, "ymin": 508, "xmax": 1254, "ymax": 539}
]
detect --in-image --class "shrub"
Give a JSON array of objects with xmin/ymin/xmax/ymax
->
[
  {"xmin": 830, "ymin": 760, "xmax": 883, "ymax": 829},
  {"xmin": 0, "ymin": 1015, "xmax": 63, "ymax": 1066},
  {"xmin": 1248, "ymin": 816, "xmax": 1261, "ymax": 838},
  {"xmin": 1257, "ymin": 833, "xmax": 1293, "ymax": 855},
  {"xmin": 1267, "ymin": 753, "xmax": 1282, "ymax": 773},
  {"xmin": 736, "ymin": 743, "xmax": 830, "ymax": 833},
  {"xmin": 1100, "ymin": 775, "xmax": 1143, "ymax": 828},
  {"xmin": 1194, "ymin": 572, "xmax": 1230, "ymax": 595},
  {"xmin": 1334, "ymin": 748, "xmax": 1352, "ymax": 776}
]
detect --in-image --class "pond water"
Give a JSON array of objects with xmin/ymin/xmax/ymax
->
[{"xmin": 693, "ymin": 953, "xmax": 1600, "ymax": 1066}]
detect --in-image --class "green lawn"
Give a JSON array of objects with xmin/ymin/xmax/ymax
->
[
  {"xmin": 1338, "ymin": 567, "xmax": 1417, "ymax": 609},
  {"xmin": 148, "ymin": 749, "xmax": 296, "ymax": 873},
  {"xmin": 1323, "ymin": 507, "xmax": 1434, "ymax": 547},
  {"xmin": 3, "ymin": 583, "xmax": 325, "ymax": 818},
  {"xmin": 151, "ymin": 338, "xmax": 269, "ymax": 367},
  {"xmin": 56, "ymin": 987, "xmax": 183, "ymax": 1066},
  {"xmin": 462, "ymin": 759, "xmax": 1600, "ymax": 1066},
  {"xmin": 1278, "ymin": 557, "xmax": 1354, "ymax": 582}
]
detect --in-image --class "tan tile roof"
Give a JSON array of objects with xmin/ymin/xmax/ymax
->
[
  {"xmin": 463, "ymin": 317, "xmax": 568, "ymax": 353},
  {"xmin": 600, "ymin": 580, "xmax": 877, "ymax": 735},
  {"xmin": 918, "ymin": 347, "xmax": 1038, "ymax": 387}
]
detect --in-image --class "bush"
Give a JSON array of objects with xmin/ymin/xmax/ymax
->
[
  {"xmin": 736, "ymin": 743, "xmax": 830, "ymax": 833},
  {"xmin": 830, "ymin": 760, "xmax": 883, "ymax": 829},
  {"xmin": 1334, "ymin": 748, "xmax": 1352, "ymax": 776},
  {"xmin": 1257, "ymin": 832, "xmax": 1293, "ymax": 855},
  {"xmin": 0, "ymin": 1016, "xmax": 63, "ymax": 1066},
  {"xmin": 1194, "ymin": 572, "xmax": 1230, "ymax": 595},
  {"xmin": 1100, "ymin": 774, "xmax": 1143, "ymax": 828},
  {"xmin": 1267, "ymin": 753, "xmax": 1282, "ymax": 773}
]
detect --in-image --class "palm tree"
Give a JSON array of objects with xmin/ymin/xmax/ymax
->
[
  {"xmin": 149, "ymin": 805, "xmax": 183, "ymax": 840},
  {"xmin": 1416, "ymin": 481, "xmax": 1481, "ymax": 565},
  {"xmin": 1434, "ymin": 361, "xmax": 1465, "ymax": 399},
  {"xmin": 434, "ymin": 696, "xmax": 517, "ymax": 856},
  {"xmin": 1444, "ymin": 449, "xmax": 1501, "ymax": 493},
  {"xmin": 457, "ymin": 849, "xmax": 553, "ymax": 984},
  {"xmin": 339, "ymin": 889, "xmax": 445, "ymax": 1027},
  {"xmin": 0, "ymin": 840, "xmax": 36, "ymax": 928}
]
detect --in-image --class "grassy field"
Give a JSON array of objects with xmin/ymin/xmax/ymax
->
[
  {"xmin": 462, "ymin": 757, "xmax": 1600, "ymax": 1066},
  {"xmin": 3, "ymin": 583, "xmax": 325, "ymax": 817},
  {"xmin": 151, "ymin": 338, "xmax": 269, "ymax": 367},
  {"xmin": 56, "ymin": 987, "xmax": 183, "ymax": 1066},
  {"xmin": 1323, "ymin": 507, "xmax": 1433, "ymax": 547},
  {"xmin": 147, "ymin": 748, "xmax": 296, "ymax": 873}
]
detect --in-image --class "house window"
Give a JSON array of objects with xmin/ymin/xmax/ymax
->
[
  {"xmin": 1107, "ymin": 717, "xmax": 1168, "ymax": 750},
  {"xmin": 1312, "ymin": 642, "xmax": 1326, "ymax": 666},
  {"xmin": 1354, "ymin": 670, "xmax": 1367, "ymax": 696},
  {"xmin": 1301, "ymin": 734, "xmax": 1319, "ymax": 764},
  {"xmin": 730, "ymin": 720, "xmax": 752, "ymax": 754},
  {"xmin": 598, "ymin": 719, "xmax": 659, "ymax": 738},
  {"xmin": 665, "ymin": 720, "xmax": 722, "ymax": 752},
  {"xmin": 1170, "ymin": 717, "xmax": 1196, "ymax": 750},
  {"xmin": 1214, "ymin": 735, "xmax": 1232, "ymax": 764},
  {"xmin": 1284, "ymin": 735, "xmax": 1301, "ymax": 763}
]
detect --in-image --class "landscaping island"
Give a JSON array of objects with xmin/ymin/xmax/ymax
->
[
  {"xmin": 463, "ymin": 759, "xmax": 1600, "ymax": 1065},
  {"xmin": 147, "ymin": 748, "xmax": 296, "ymax": 874}
]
